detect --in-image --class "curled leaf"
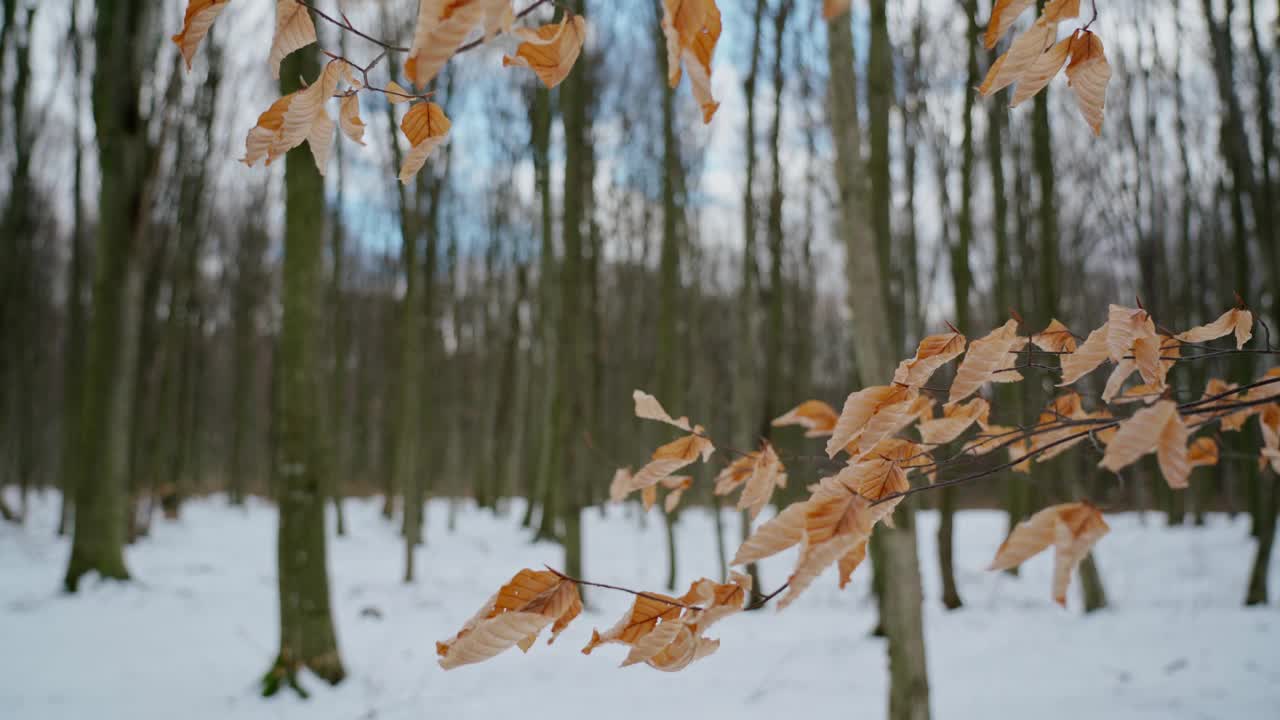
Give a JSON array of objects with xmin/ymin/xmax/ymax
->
[
  {"xmin": 661, "ymin": 0, "xmax": 722, "ymax": 123},
  {"xmin": 631, "ymin": 432, "xmax": 715, "ymax": 491},
  {"xmin": 949, "ymin": 319, "xmax": 1024, "ymax": 403},
  {"xmin": 502, "ymin": 13, "xmax": 587, "ymax": 89},
  {"xmin": 269, "ymin": 0, "xmax": 318, "ymax": 80},
  {"xmin": 404, "ymin": 0, "xmax": 488, "ymax": 88},
  {"xmin": 1176, "ymin": 307, "xmax": 1254, "ymax": 349},
  {"xmin": 1010, "ymin": 31, "xmax": 1076, "ymax": 108},
  {"xmin": 1065, "ymin": 31, "xmax": 1111, "ymax": 135},
  {"xmin": 989, "ymin": 502, "xmax": 1109, "ymax": 606},
  {"xmin": 437, "ymin": 569, "xmax": 582, "ymax": 669},
  {"xmin": 398, "ymin": 101, "xmax": 452, "ymax": 184},
  {"xmin": 918, "ymin": 398, "xmax": 989, "ymax": 445},
  {"xmin": 892, "ymin": 331, "xmax": 967, "ymax": 388},
  {"xmin": 633, "ymin": 389, "xmax": 694, "ymax": 431},
  {"xmin": 984, "ymin": 0, "xmax": 1034, "ymax": 49},
  {"xmin": 339, "ymin": 95, "xmax": 366, "ymax": 145},
  {"xmin": 172, "ymin": 0, "xmax": 229, "ymax": 70},
  {"xmin": 772, "ymin": 400, "xmax": 839, "ymax": 437},
  {"xmin": 737, "ymin": 441, "xmax": 786, "ymax": 521}
]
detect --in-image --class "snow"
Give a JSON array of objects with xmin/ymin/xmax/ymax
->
[{"xmin": 2, "ymin": 491, "xmax": 1277, "ymax": 719}]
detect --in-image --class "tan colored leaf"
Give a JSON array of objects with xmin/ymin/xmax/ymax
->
[
  {"xmin": 837, "ymin": 538, "xmax": 868, "ymax": 589},
  {"xmin": 988, "ymin": 501, "xmax": 1108, "ymax": 606},
  {"xmin": 892, "ymin": 331, "xmax": 967, "ymax": 388},
  {"xmin": 1201, "ymin": 379, "xmax": 1249, "ymax": 431},
  {"xmin": 949, "ymin": 319, "xmax": 1024, "ymax": 403},
  {"xmin": 172, "ymin": 0, "xmax": 229, "ymax": 70},
  {"xmin": 269, "ymin": 0, "xmax": 318, "ymax": 80},
  {"xmin": 1042, "ymin": 0, "xmax": 1082, "ymax": 21},
  {"xmin": 405, "ymin": 0, "xmax": 486, "ymax": 88},
  {"xmin": 984, "ymin": 0, "xmax": 1034, "ymax": 49},
  {"xmin": 777, "ymin": 529, "xmax": 862, "ymax": 611},
  {"xmin": 1260, "ymin": 405, "xmax": 1280, "ymax": 473},
  {"xmin": 661, "ymin": 0, "xmax": 722, "ymax": 123},
  {"xmin": 844, "ymin": 389, "xmax": 922, "ymax": 463},
  {"xmin": 1132, "ymin": 334, "xmax": 1167, "ymax": 390},
  {"xmin": 918, "ymin": 398, "xmax": 990, "ymax": 445},
  {"xmin": 1058, "ymin": 321, "xmax": 1110, "ymax": 386},
  {"xmin": 1107, "ymin": 304, "xmax": 1155, "ymax": 362},
  {"xmin": 1101, "ymin": 359, "xmax": 1136, "ymax": 403},
  {"xmin": 339, "ymin": 94, "xmax": 366, "ymax": 145},
  {"xmin": 398, "ymin": 101, "xmax": 452, "ymax": 185},
  {"xmin": 1176, "ymin": 307, "xmax": 1254, "ymax": 349},
  {"xmin": 1031, "ymin": 318, "xmax": 1078, "ymax": 354},
  {"xmin": 583, "ymin": 593, "xmax": 682, "ymax": 655},
  {"xmin": 385, "ymin": 80, "xmax": 413, "ymax": 104},
  {"xmin": 772, "ymin": 400, "xmax": 839, "ymax": 437},
  {"xmin": 826, "ymin": 384, "xmax": 914, "ymax": 458},
  {"xmin": 502, "ymin": 13, "xmax": 586, "ymax": 89},
  {"xmin": 1010, "ymin": 31, "xmax": 1076, "ymax": 108},
  {"xmin": 1156, "ymin": 409, "xmax": 1191, "ymax": 489},
  {"xmin": 662, "ymin": 475, "xmax": 693, "ymax": 513},
  {"xmin": 713, "ymin": 453, "xmax": 757, "ymax": 496},
  {"xmin": 641, "ymin": 484, "xmax": 658, "ymax": 512},
  {"xmin": 609, "ymin": 467, "xmax": 633, "ymax": 503},
  {"xmin": 242, "ymin": 60, "xmax": 345, "ymax": 170},
  {"xmin": 1027, "ymin": 392, "xmax": 1090, "ymax": 462},
  {"xmin": 1187, "ymin": 437, "xmax": 1219, "ymax": 469},
  {"xmin": 438, "ymin": 569, "xmax": 582, "ymax": 669},
  {"xmin": 979, "ymin": 18, "xmax": 1059, "ymax": 97},
  {"xmin": 632, "ymin": 389, "xmax": 694, "ymax": 431},
  {"xmin": 737, "ymin": 440, "xmax": 784, "ymax": 521},
  {"xmin": 1098, "ymin": 400, "xmax": 1181, "ymax": 477},
  {"xmin": 631, "ymin": 433, "xmax": 715, "ymax": 491},
  {"xmin": 1065, "ymin": 31, "xmax": 1111, "ymax": 135},
  {"xmin": 306, "ymin": 111, "xmax": 335, "ymax": 175},
  {"xmin": 731, "ymin": 500, "xmax": 807, "ymax": 565}
]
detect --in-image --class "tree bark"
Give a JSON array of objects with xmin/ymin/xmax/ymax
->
[{"xmin": 262, "ymin": 41, "xmax": 345, "ymax": 694}]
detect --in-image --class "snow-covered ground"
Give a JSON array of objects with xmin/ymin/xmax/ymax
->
[{"xmin": 2, "ymin": 490, "xmax": 1277, "ymax": 720}]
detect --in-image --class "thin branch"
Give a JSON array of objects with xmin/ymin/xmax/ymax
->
[
  {"xmin": 544, "ymin": 566, "xmax": 702, "ymax": 610},
  {"xmin": 295, "ymin": 0, "xmax": 409, "ymax": 52}
]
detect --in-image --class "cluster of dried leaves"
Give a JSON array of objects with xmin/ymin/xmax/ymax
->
[
  {"xmin": 436, "ymin": 300, "xmax": 1276, "ymax": 670},
  {"xmin": 172, "ymin": 0, "xmax": 724, "ymax": 183}
]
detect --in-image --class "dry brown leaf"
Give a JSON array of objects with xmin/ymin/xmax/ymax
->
[
  {"xmin": 398, "ymin": 101, "xmax": 451, "ymax": 185},
  {"xmin": 339, "ymin": 95, "xmax": 366, "ymax": 145},
  {"xmin": 988, "ymin": 501, "xmax": 1108, "ymax": 606},
  {"xmin": 949, "ymin": 319, "xmax": 1024, "ymax": 403},
  {"xmin": 172, "ymin": 0, "xmax": 229, "ymax": 70},
  {"xmin": 1031, "ymin": 318, "xmax": 1078, "ymax": 354},
  {"xmin": 772, "ymin": 400, "xmax": 839, "ymax": 437},
  {"xmin": 662, "ymin": 475, "xmax": 693, "ymax": 513},
  {"xmin": 661, "ymin": 0, "xmax": 722, "ymax": 123},
  {"xmin": 632, "ymin": 389, "xmax": 694, "ymax": 431},
  {"xmin": 713, "ymin": 453, "xmax": 757, "ymax": 496},
  {"xmin": 1187, "ymin": 437, "xmax": 1219, "ymax": 468},
  {"xmin": 1101, "ymin": 359, "xmax": 1136, "ymax": 403},
  {"xmin": 1010, "ymin": 31, "xmax": 1076, "ymax": 107},
  {"xmin": 242, "ymin": 60, "xmax": 346, "ymax": 172},
  {"xmin": 823, "ymin": 0, "xmax": 852, "ymax": 21},
  {"xmin": 737, "ymin": 441, "xmax": 784, "ymax": 521},
  {"xmin": 1200, "ymin": 379, "xmax": 1249, "ymax": 431},
  {"xmin": 1260, "ymin": 405, "xmax": 1280, "ymax": 473},
  {"xmin": 837, "ymin": 538, "xmax": 869, "ymax": 589},
  {"xmin": 641, "ymin": 484, "xmax": 658, "ymax": 512},
  {"xmin": 1176, "ymin": 307, "xmax": 1254, "ymax": 349},
  {"xmin": 918, "ymin": 398, "xmax": 989, "ymax": 445},
  {"xmin": 438, "ymin": 569, "xmax": 582, "ymax": 669},
  {"xmin": 1132, "ymin": 334, "xmax": 1167, "ymax": 390},
  {"xmin": 984, "ymin": 0, "xmax": 1034, "ymax": 49},
  {"xmin": 826, "ymin": 384, "xmax": 914, "ymax": 458},
  {"xmin": 269, "ymin": 0, "xmax": 318, "ymax": 80},
  {"xmin": 582, "ymin": 593, "xmax": 682, "ymax": 656},
  {"xmin": 404, "ymin": 0, "xmax": 489, "ymax": 88},
  {"xmin": 731, "ymin": 500, "xmax": 808, "ymax": 565},
  {"xmin": 1098, "ymin": 400, "xmax": 1190, "ymax": 490},
  {"xmin": 979, "ymin": 17, "xmax": 1059, "ymax": 97},
  {"xmin": 844, "ymin": 390, "xmax": 922, "ymax": 463},
  {"xmin": 1058, "ymin": 321, "xmax": 1109, "ymax": 386},
  {"xmin": 385, "ymin": 80, "xmax": 413, "ymax": 104},
  {"xmin": 1065, "ymin": 30, "xmax": 1111, "ymax": 135},
  {"xmin": 1042, "ymin": 0, "xmax": 1082, "ymax": 21},
  {"xmin": 609, "ymin": 467, "xmax": 633, "ymax": 503},
  {"xmin": 892, "ymin": 331, "xmax": 967, "ymax": 388},
  {"xmin": 503, "ymin": 14, "xmax": 587, "ymax": 89},
  {"xmin": 631, "ymin": 432, "xmax": 715, "ymax": 491}
]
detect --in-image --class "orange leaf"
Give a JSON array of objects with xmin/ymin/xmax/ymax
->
[
  {"xmin": 438, "ymin": 569, "xmax": 582, "ymax": 669},
  {"xmin": 712, "ymin": 452, "xmax": 758, "ymax": 496},
  {"xmin": 984, "ymin": 0, "xmax": 1034, "ymax": 49},
  {"xmin": 502, "ymin": 13, "xmax": 587, "ymax": 89},
  {"xmin": 988, "ymin": 502, "xmax": 1108, "ymax": 606},
  {"xmin": 1065, "ymin": 31, "xmax": 1111, "ymax": 135},
  {"xmin": 661, "ymin": 0, "xmax": 722, "ymax": 123},
  {"xmin": 949, "ymin": 319, "xmax": 1024, "ymax": 403},
  {"xmin": 1058, "ymin": 321, "xmax": 1110, "ymax": 386},
  {"xmin": 339, "ymin": 95, "xmax": 366, "ymax": 145},
  {"xmin": 631, "ymin": 433, "xmax": 715, "ymax": 491},
  {"xmin": 737, "ymin": 440, "xmax": 786, "ymax": 521},
  {"xmin": 918, "ymin": 398, "xmax": 989, "ymax": 445},
  {"xmin": 1187, "ymin": 437, "xmax": 1219, "ymax": 468},
  {"xmin": 826, "ymin": 384, "xmax": 914, "ymax": 458},
  {"xmin": 1031, "ymin": 318, "xmax": 1078, "ymax": 354},
  {"xmin": 823, "ymin": 0, "xmax": 852, "ymax": 21},
  {"xmin": 608, "ymin": 467, "xmax": 633, "ymax": 503},
  {"xmin": 242, "ymin": 60, "xmax": 346, "ymax": 172},
  {"xmin": 632, "ymin": 389, "xmax": 694, "ymax": 431},
  {"xmin": 404, "ymin": 0, "xmax": 489, "ymax": 88},
  {"xmin": 892, "ymin": 331, "xmax": 967, "ymax": 388},
  {"xmin": 837, "ymin": 539, "xmax": 868, "ymax": 589},
  {"xmin": 398, "ymin": 101, "xmax": 452, "ymax": 184},
  {"xmin": 979, "ymin": 17, "xmax": 1059, "ymax": 97},
  {"xmin": 1009, "ymin": 31, "xmax": 1076, "ymax": 107},
  {"xmin": 731, "ymin": 500, "xmax": 808, "ymax": 565},
  {"xmin": 1099, "ymin": 400, "xmax": 1191, "ymax": 489},
  {"xmin": 172, "ymin": 0, "xmax": 229, "ymax": 70},
  {"xmin": 269, "ymin": 0, "xmax": 318, "ymax": 80},
  {"xmin": 772, "ymin": 399, "xmax": 839, "ymax": 437},
  {"xmin": 1176, "ymin": 307, "xmax": 1254, "ymax": 349}
]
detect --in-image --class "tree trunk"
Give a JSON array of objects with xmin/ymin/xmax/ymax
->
[
  {"xmin": 64, "ymin": 0, "xmax": 150, "ymax": 592},
  {"xmin": 830, "ymin": 7, "xmax": 931, "ymax": 719},
  {"xmin": 261, "ymin": 41, "xmax": 345, "ymax": 695}
]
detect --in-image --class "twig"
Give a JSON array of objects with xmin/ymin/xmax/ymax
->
[{"xmin": 544, "ymin": 566, "xmax": 702, "ymax": 610}]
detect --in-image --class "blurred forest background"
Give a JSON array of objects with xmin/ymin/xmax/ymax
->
[{"xmin": 0, "ymin": 0, "xmax": 1278, "ymax": 704}]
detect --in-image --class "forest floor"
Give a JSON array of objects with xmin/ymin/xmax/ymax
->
[{"xmin": 2, "ymin": 490, "xmax": 1278, "ymax": 719}]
